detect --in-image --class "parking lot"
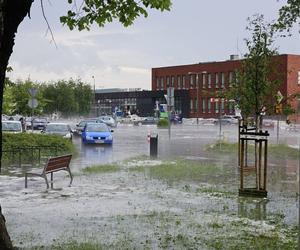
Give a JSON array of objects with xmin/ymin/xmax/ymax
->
[{"xmin": 0, "ymin": 120, "xmax": 299, "ymax": 248}]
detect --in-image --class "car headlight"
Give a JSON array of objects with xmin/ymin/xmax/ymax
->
[
  {"xmin": 107, "ymin": 135, "xmax": 113, "ymax": 140},
  {"xmin": 86, "ymin": 135, "xmax": 93, "ymax": 140}
]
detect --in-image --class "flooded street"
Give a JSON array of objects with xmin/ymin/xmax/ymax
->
[{"xmin": 0, "ymin": 123, "xmax": 299, "ymax": 249}]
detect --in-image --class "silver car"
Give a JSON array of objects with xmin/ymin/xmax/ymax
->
[
  {"xmin": 2, "ymin": 120, "xmax": 23, "ymax": 133},
  {"xmin": 98, "ymin": 116, "xmax": 117, "ymax": 127},
  {"xmin": 43, "ymin": 123, "xmax": 73, "ymax": 140}
]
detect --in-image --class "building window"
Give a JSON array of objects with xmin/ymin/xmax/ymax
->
[
  {"xmin": 177, "ymin": 75, "xmax": 181, "ymax": 89},
  {"xmin": 229, "ymin": 71, "xmax": 234, "ymax": 87},
  {"xmin": 208, "ymin": 98, "xmax": 211, "ymax": 113},
  {"xmin": 166, "ymin": 76, "xmax": 170, "ymax": 87},
  {"xmin": 298, "ymin": 71, "xmax": 300, "ymax": 85},
  {"xmin": 215, "ymin": 73, "xmax": 219, "ymax": 88},
  {"xmin": 156, "ymin": 77, "xmax": 160, "ymax": 90},
  {"xmin": 208, "ymin": 73, "xmax": 211, "ymax": 88},
  {"xmin": 194, "ymin": 98, "xmax": 198, "ymax": 112},
  {"xmin": 202, "ymin": 98, "xmax": 206, "ymax": 113},
  {"xmin": 161, "ymin": 77, "xmax": 164, "ymax": 90},
  {"xmin": 182, "ymin": 75, "xmax": 186, "ymax": 89},
  {"xmin": 189, "ymin": 74, "xmax": 194, "ymax": 89},
  {"xmin": 215, "ymin": 100, "xmax": 219, "ymax": 113},
  {"xmin": 190, "ymin": 99, "xmax": 193, "ymax": 112},
  {"xmin": 171, "ymin": 75, "xmax": 175, "ymax": 87},
  {"xmin": 202, "ymin": 73, "xmax": 206, "ymax": 88},
  {"xmin": 221, "ymin": 72, "xmax": 225, "ymax": 88}
]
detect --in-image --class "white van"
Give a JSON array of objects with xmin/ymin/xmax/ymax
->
[{"xmin": 2, "ymin": 120, "xmax": 23, "ymax": 133}]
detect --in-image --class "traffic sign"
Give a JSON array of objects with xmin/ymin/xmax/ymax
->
[
  {"xmin": 167, "ymin": 87, "xmax": 174, "ymax": 107},
  {"xmin": 275, "ymin": 103, "xmax": 282, "ymax": 114},
  {"xmin": 276, "ymin": 91, "xmax": 283, "ymax": 104},
  {"xmin": 29, "ymin": 88, "xmax": 38, "ymax": 97},
  {"xmin": 28, "ymin": 98, "xmax": 38, "ymax": 108}
]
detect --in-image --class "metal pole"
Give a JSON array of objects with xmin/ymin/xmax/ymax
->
[
  {"xmin": 298, "ymin": 137, "xmax": 300, "ymax": 250},
  {"xmin": 276, "ymin": 115, "xmax": 280, "ymax": 144},
  {"xmin": 92, "ymin": 75, "xmax": 96, "ymax": 115},
  {"xmin": 219, "ymin": 107, "xmax": 222, "ymax": 141},
  {"xmin": 168, "ymin": 107, "xmax": 171, "ymax": 140},
  {"xmin": 196, "ymin": 74, "xmax": 199, "ymax": 125}
]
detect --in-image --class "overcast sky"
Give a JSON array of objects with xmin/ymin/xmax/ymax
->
[{"xmin": 8, "ymin": 0, "xmax": 300, "ymax": 90}]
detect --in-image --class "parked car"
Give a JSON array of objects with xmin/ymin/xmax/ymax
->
[
  {"xmin": 214, "ymin": 115, "xmax": 239, "ymax": 125},
  {"xmin": 134, "ymin": 117, "xmax": 159, "ymax": 126},
  {"xmin": 98, "ymin": 115, "xmax": 117, "ymax": 127},
  {"xmin": 32, "ymin": 117, "xmax": 48, "ymax": 130},
  {"xmin": 74, "ymin": 118, "xmax": 101, "ymax": 135},
  {"xmin": 81, "ymin": 123, "xmax": 113, "ymax": 145},
  {"xmin": 125, "ymin": 114, "xmax": 142, "ymax": 122},
  {"xmin": 2, "ymin": 114, "xmax": 9, "ymax": 121},
  {"xmin": 43, "ymin": 123, "xmax": 73, "ymax": 140},
  {"xmin": 25, "ymin": 117, "xmax": 33, "ymax": 130},
  {"xmin": 170, "ymin": 113, "xmax": 183, "ymax": 124},
  {"xmin": 2, "ymin": 120, "xmax": 23, "ymax": 133},
  {"xmin": 262, "ymin": 119, "xmax": 274, "ymax": 128}
]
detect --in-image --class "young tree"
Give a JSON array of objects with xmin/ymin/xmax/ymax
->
[
  {"xmin": 0, "ymin": 0, "xmax": 171, "ymax": 248},
  {"xmin": 226, "ymin": 14, "xmax": 281, "ymax": 129}
]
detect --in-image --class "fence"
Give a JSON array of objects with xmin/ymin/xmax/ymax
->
[{"xmin": 1, "ymin": 146, "xmax": 58, "ymax": 168}]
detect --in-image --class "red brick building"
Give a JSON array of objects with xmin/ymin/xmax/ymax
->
[{"xmin": 151, "ymin": 54, "xmax": 300, "ymax": 120}]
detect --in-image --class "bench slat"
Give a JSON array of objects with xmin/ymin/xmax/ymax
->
[{"xmin": 45, "ymin": 155, "xmax": 72, "ymax": 173}]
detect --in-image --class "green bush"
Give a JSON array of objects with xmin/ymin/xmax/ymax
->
[
  {"xmin": 157, "ymin": 118, "xmax": 169, "ymax": 127},
  {"xmin": 2, "ymin": 133, "xmax": 77, "ymax": 161}
]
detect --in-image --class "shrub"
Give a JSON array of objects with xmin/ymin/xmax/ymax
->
[
  {"xmin": 157, "ymin": 118, "xmax": 169, "ymax": 127},
  {"xmin": 2, "ymin": 133, "xmax": 77, "ymax": 162}
]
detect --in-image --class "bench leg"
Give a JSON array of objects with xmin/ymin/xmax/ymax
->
[
  {"xmin": 44, "ymin": 174, "xmax": 49, "ymax": 189},
  {"xmin": 51, "ymin": 172, "xmax": 54, "ymax": 189},
  {"xmin": 67, "ymin": 168, "xmax": 73, "ymax": 187},
  {"xmin": 25, "ymin": 173, "xmax": 28, "ymax": 188}
]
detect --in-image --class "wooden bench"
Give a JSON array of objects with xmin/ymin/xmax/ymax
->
[{"xmin": 25, "ymin": 154, "xmax": 73, "ymax": 189}]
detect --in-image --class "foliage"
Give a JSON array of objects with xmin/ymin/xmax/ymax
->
[
  {"xmin": 157, "ymin": 118, "xmax": 169, "ymax": 127},
  {"xmin": 2, "ymin": 78, "xmax": 93, "ymax": 116},
  {"xmin": 2, "ymin": 133, "xmax": 77, "ymax": 160},
  {"xmin": 3, "ymin": 78, "xmax": 45, "ymax": 116},
  {"xmin": 129, "ymin": 159, "xmax": 221, "ymax": 184},
  {"xmin": 226, "ymin": 14, "xmax": 281, "ymax": 122},
  {"xmin": 82, "ymin": 164, "xmax": 120, "ymax": 174},
  {"xmin": 276, "ymin": 0, "xmax": 300, "ymax": 34},
  {"xmin": 206, "ymin": 141, "xmax": 300, "ymax": 159},
  {"xmin": 60, "ymin": 0, "xmax": 172, "ymax": 30},
  {"xmin": 41, "ymin": 78, "xmax": 93, "ymax": 116}
]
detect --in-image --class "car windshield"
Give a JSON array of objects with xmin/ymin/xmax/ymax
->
[
  {"xmin": 46, "ymin": 124, "xmax": 69, "ymax": 132},
  {"xmin": 86, "ymin": 124, "xmax": 109, "ymax": 132},
  {"xmin": 2, "ymin": 122, "xmax": 22, "ymax": 131},
  {"xmin": 79, "ymin": 120, "xmax": 98, "ymax": 127},
  {"xmin": 34, "ymin": 118, "xmax": 47, "ymax": 123}
]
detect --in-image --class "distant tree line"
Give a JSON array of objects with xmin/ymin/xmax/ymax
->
[{"xmin": 3, "ymin": 78, "xmax": 93, "ymax": 117}]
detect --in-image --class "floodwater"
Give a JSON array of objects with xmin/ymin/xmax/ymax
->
[{"xmin": 0, "ymin": 123, "xmax": 299, "ymax": 249}]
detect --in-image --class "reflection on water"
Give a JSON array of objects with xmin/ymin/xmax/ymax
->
[
  {"xmin": 238, "ymin": 197, "xmax": 268, "ymax": 221},
  {"xmin": 82, "ymin": 144, "xmax": 113, "ymax": 164}
]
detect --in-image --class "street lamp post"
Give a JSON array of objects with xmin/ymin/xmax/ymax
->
[{"xmin": 92, "ymin": 75, "xmax": 96, "ymax": 115}]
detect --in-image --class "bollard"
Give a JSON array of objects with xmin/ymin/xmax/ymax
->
[{"xmin": 150, "ymin": 133, "xmax": 158, "ymax": 158}]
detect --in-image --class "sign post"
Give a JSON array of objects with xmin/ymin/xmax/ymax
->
[
  {"xmin": 28, "ymin": 88, "xmax": 38, "ymax": 132},
  {"xmin": 276, "ymin": 91, "xmax": 283, "ymax": 144},
  {"xmin": 166, "ymin": 87, "xmax": 174, "ymax": 140}
]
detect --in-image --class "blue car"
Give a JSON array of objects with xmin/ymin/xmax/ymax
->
[{"xmin": 82, "ymin": 123, "xmax": 113, "ymax": 145}]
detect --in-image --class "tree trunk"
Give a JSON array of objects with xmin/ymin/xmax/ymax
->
[{"xmin": 0, "ymin": 0, "xmax": 34, "ymax": 248}]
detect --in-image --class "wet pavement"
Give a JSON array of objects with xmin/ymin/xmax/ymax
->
[{"xmin": 0, "ymin": 123, "xmax": 299, "ymax": 248}]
